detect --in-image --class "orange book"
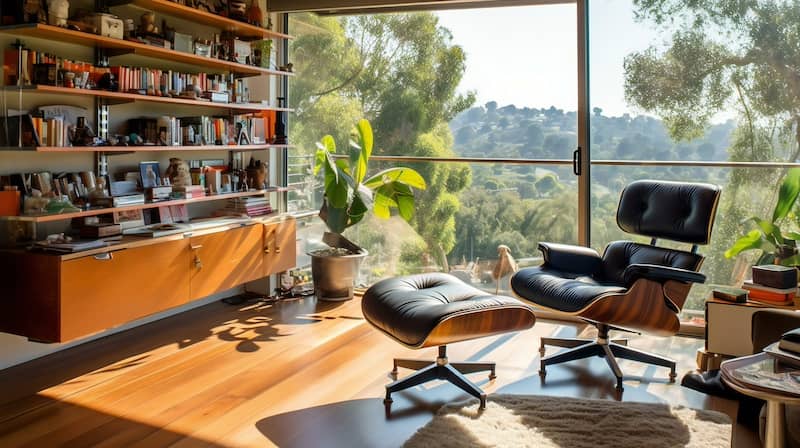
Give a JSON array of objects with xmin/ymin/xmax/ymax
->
[{"xmin": 746, "ymin": 288, "xmax": 794, "ymax": 303}]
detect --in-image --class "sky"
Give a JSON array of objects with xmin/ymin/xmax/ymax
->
[{"xmin": 436, "ymin": 0, "xmax": 660, "ymax": 117}]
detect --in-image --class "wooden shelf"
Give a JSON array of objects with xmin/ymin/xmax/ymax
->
[
  {"xmin": 0, "ymin": 24, "xmax": 295, "ymax": 77},
  {"xmin": 4, "ymin": 85, "xmax": 293, "ymax": 112},
  {"xmin": 114, "ymin": 0, "xmax": 293, "ymax": 41},
  {"xmin": 1, "ymin": 189, "xmax": 276, "ymax": 223},
  {"xmin": 0, "ymin": 144, "xmax": 292, "ymax": 153}
]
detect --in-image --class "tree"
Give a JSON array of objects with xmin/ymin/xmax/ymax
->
[
  {"xmin": 290, "ymin": 12, "xmax": 475, "ymax": 273},
  {"xmin": 624, "ymin": 0, "xmax": 800, "ymax": 283}
]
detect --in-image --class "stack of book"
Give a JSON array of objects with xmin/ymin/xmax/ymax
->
[
  {"xmin": 220, "ymin": 197, "xmax": 272, "ymax": 217},
  {"xmin": 112, "ymin": 194, "xmax": 145, "ymax": 207},
  {"xmin": 743, "ymin": 279, "xmax": 797, "ymax": 306},
  {"xmin": 171, "ymin": 185, "xmax": 206, "ymax": 199},
  {"xmin": 30, "ymin": 116, "xmax": 68, "ymax": 147}
]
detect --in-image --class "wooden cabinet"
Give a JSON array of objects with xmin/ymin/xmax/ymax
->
[
  {"xmin": 262, "ymin": 219, "xmax": 296, "ymax": 277},
  {"xmin": 60, "ymin": 240, "xmax": 191, "ymax": 341},
  {"xmin": 189, "ymin": 224, "xmax": 264, "ymax": 300},
  {"xmin": 0, "ymin": 219, "xmax": 297, "ymax": 343}
]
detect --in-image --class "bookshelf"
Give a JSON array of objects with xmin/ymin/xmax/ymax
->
[
  {"xmin": 0, "ymin": 24, "xmax": 295, "ymax": 77},
  {"xmin": 3, "ymin": 85, "xmax": 293, "ymax": 111},
  {"xmin": 0, "ymin": 144, "xmax": 292, "ymax": 153},
  {"xmin": 0, "ymin": 1, "xmax": 299, "ymax": 344}
]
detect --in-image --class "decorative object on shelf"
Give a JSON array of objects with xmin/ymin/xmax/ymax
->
[
  {"xmin": 228, "ymin": 0, "xmax": 248, "ymax": 21},
  {"xmin": 235, "ymin": 121, "xmax": 250, "ymax": 144},
  {"xmin": 251, "ymin": 39, "xmax": 271, "ymax": 68},
  {"xmin": 91, "ymin": 13, "xmax": 124, "ymax": 39},
  {"xmin": 173, "ymin": 32, "xmax": 193, "ymax": 53},
  {"xmin": 246, "ymin": 157, "xmax": 267, "ymax": 189},
  {"xmin": 194, "ymin": 0, "xmax": 214, "ymax": 13},
  {"xmin": 233, "ymin": 39, "xmax": 251, "ymax": 65},
  {"xmin": 68, "ymin": 117, "xmax": 96, "ymax": 146},
  {"xmin": 247, "ymin": 0, "xmax": 263, "ymax": 27},
  {"xmin": 273, "ymin": 97, "xmax": 287, "ymax": 144},
  {"xmin": 46, "ymin": 0, "xmax": 69, "ymax": 27},
  {"xmin": 310, "ymin": 119, "xmax": 427, "ymax": 301},
  {"xmin": 138, "ymin": 11, "xmax": 160, "ymax": 37},
  {"xmin": 139, "ymin": 161, "xmax": 162, "ymax": 189},
  {"xmin": 22, "ymin": 0, "xmax": 46, "ymax": 24},
  {"xmin": 194, "ymin": 39, "xmax": 212, "ymax": 57},
  {"xmin": 32, "ymin": 63, "xmax": 57, "ymax": 86},
  {"xmin": 165, "ymin": 158, "xmax": 192, "ymax": 187},
  {"xmin": 98, "ymin": 72, "xmax": 117, "ymax": 91},
  {"xmin": 278, "ymin": 62, "xmax": 293, "ymax": 73}
]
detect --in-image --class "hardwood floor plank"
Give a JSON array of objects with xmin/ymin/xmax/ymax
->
[{"xmin": 0, "ymin": 295, "xmax": 761, "ymax": 448}]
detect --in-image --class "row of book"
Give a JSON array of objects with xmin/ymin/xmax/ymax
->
[
  {"xmin": 218, "ymin": 196, "xmax": 273, "ymax": 217},
  {"xmin": 3, "ymin": 47, "xmax": 101, "ymax": 86},
  {"xmin": 742, "ymin": 280, "xmax": 797, "ymax": 306},
  {"xmin": 110, "ymin": 67, "xmax": 235, "ymax": 100},
  {"xmin": 30, "ymin": 116, "xmax": 68, "ymax": 147}
]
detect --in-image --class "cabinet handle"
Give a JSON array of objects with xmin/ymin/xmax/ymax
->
[
  {"xmin": 275, "ymin": 246, "xmax": 281, "ymax": 254},
  {"xmin": 94, "ymin": 252, "xmax": 113, "ymax": 261},
  {"xmin": 194, "ymin": 255, "xmax": 203, "ymax": 269},
  {"xmin": 191, "ymin": 244, "xmax": 203, "ymax": 251}
]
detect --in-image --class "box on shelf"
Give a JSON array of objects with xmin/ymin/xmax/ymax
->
[{"xmin": 752, "ymin": 264, "xmax": 797, "ymax": 289}]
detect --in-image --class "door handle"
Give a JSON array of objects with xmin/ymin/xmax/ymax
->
[
  {"xmin": 194, "ymin": 255, "xmax": 203, "ymax": 269},
  {"xmin": 93, "ymin": 252, "xmax": 113, "ymax": 261},
  {"xmin": 573, "ymin": 147, "xmax": 582, "ymax": 176},
  {"xmin": 191, "ymin": 244, "xmax": 203, "ymax": 251}
]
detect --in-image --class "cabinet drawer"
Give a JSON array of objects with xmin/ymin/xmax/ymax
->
[
  {"xmin": 190, "ymin": 224, "xmax": 264, "ymax": 299},
  {"xmin": 263, "ymin": 219, "xmax": 296, "ymax": 276},
  {"xmin": 60, "ymin": 239, "xmax": 191, "ymax": 341}
]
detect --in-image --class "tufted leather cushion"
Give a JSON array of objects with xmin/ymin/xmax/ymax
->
[
  {"xmin": 362, "ymin": 273, "xmax": 533, "ymax": 347},
  {"xmin": 617, "ymin": 180, "xmax": 720, "ymax": 244},
  {"xmin": 599, "ymin": 241, "xmax": 703, "ymax": 286},
  {"xmin": 511, "ymin": 267, "xmax": 626, "ymax": 313}
]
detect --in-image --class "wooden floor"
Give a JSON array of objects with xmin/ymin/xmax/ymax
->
[{"xmin": 0, "ymin": 295, "xmax": 760, "ymax": 448}]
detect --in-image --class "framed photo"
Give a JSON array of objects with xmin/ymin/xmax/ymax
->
[
  {"xmin": 113, "ymin": 209, "xmax": 144, "ymax": 230},
  {"xmin": 139, "ymin": 161, "xmax": 161, "ymax": 189}
]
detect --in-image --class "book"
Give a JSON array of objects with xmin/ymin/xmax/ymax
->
[
  {"xmin": 32, "ymin": 238, "xmax": 109, "ymax": 253},
  {"xmin": 747, "ymin": 296, "xmax": 795, "ymax": 307},
  {"xmin": 743, "ymin": 280, "xmax": 798, "ymax": 295},
  {"xmin": 712, "ymin": 287, "xmax": 748, "ymax": 303},
  {"xmin": 742, "ymin": 280, "xmax": 796, "ymax": 303},
  {"xmin": 780, "ymin": 329, "xmax": 800, "ymax": 355},
  {"xmin": 728, "ymin": 352, "xmax": 800, "ymax": 395}
]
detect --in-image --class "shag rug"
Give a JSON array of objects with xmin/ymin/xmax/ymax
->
[{"xmin": 403, "ymin": 394, "xmax": 731, "ymax": 448}]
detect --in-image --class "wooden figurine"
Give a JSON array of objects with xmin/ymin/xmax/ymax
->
[
  {"xmin": 22, "ymin": 0, "xmax": 46, "ymax": 24},
  {"xmin": 138, "ymin": 11, "xmax": 160, "ymax": 36}
]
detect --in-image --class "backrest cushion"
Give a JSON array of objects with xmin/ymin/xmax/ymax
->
[
  {"xmin": 617, "ymin": 180, "xmax": 721, "ymax": 244},
  {"xmin": 600, "ymin": 241, "xmax": 704, "ymax": 285}
]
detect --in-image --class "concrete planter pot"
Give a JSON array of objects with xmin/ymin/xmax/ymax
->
[{"xmin": 309, "ymin": 248, "xmax": 369, "ymax": 301}]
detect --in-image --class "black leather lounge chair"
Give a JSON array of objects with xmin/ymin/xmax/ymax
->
[{"xmin": 511, "ymin": 180, "xmax": 721, "ymax": 389}]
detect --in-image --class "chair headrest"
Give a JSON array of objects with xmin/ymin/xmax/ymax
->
[{"xmin": 617, "ymin": 180, "xmax": 721, "ymax": 245}]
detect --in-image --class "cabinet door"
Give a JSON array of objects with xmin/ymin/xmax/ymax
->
[
  {"xmin": 60, "ymin": 239, "xmax": 191, "ymax": 341},
  {"xmin": 263, "ymin": 219, "xmax": 296, "ymax": 276},
  {"xmin": 189, "ymin": 225, "xmax": 264, "ymax": 300}
]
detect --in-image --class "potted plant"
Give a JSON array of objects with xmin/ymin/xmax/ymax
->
[
  {"xmin": 725, "ymin": 167, "xmax": 800, "ymax": 266},
  {"xmin": 310, "ymin": 119, "xmax": 426, "ymax": 301}
]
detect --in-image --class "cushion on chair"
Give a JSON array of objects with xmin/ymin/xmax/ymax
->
[
  {"xmin": 599, "ymin": 241, "xmax": 703, "ymax": 286},
  {"xmin": 510, "ymin": 267, "xmax": 626, "ymax": 313},
  {"xmin": 362, "ymin": 273, "xmax": 534, "ymax": 347},
  {"xmin": 616, "ymin": 180, "xmax": 720, "ymax": 244}
]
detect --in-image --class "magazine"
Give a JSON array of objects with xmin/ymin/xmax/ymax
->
[{"xmin": 729, "ymin": 353, "xmax": 800, "ymax": 396}]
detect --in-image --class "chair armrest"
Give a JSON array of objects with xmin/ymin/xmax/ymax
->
[
  {"xmin": 539, "ymin": 242, "xmax": 602, "ymax": 276},
  {"xmin": 623, "ymin": 263, "xmax": 706, "ymax": 286},
  {"xmin": 752, "ymin": 309, "xmax": 800, "ymax": 352}
]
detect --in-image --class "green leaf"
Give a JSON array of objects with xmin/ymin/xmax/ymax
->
[
  {"xmin": 778, "ymin": 254, "xmax": 800, "ymax": 266},
  {"xmin": 320, "ymin": 135, "xmax": 336, "ymax": 153},
  {"xmin": 785, "ymin": 232, "xmax": 800, "ymax": 241},
  {"xmin": 724, "ymin": 230, "xmax": 765, "ymax": 258},
  {"xmin": 373, "ymin": 188, "xmax": 398, "ymax": 219},
  {"xmin": 324, "ymin": 203, "xmax": 349, "ymax": 234},
  {"xmin": 348, "ymin": 191, "xmax": 369, "ymax": 227},
  {"xmin": 773, "ymin": 168, "xmax": 800, "ymax": 222},
  {"xmin": 751, "ymin": 218, "xmax": 783, "ymax": 246},
  {"xmin": 396, "ymin": 194, "xmax": 415, "ymax": 221},
  {"xmin": 364, "ymin": 168, "xmax": 427, "ymax": 190}
]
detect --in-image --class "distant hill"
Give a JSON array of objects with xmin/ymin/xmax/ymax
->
[{"xmin": 449, "ymin": 102, "xmax": 736, "ymax": 162}]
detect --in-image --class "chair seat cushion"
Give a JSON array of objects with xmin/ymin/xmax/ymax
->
[
  {"xmin": 362, "ymin": 273, "xmax": 533, "ymax": 347},
  {"xmin": 511, "ymin": 267, "xmax": 626, "ymax": 313}
]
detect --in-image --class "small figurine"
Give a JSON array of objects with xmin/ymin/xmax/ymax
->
[
  {"xmin": 98, "ymin": 72, "xmax": 118, "ymax": 91},
  {"xmin": 138, "ymin": 11, "xmax": 160, "ymax": 36},
  {"xmin": 165, "ymin": 158, "xmax": 192, "ymax": 187},
  {"xmin": 46, "ymin": 0, "xmax": 69, "ymax": 27},
  {"xmin": 68, "ymin": 117, "xmax": 96, "ymax": 146},
  {"xmin": 22, "ymin": 0, "xmax": 47, "ymax": 24},
  {"xmin": 235, "ymin": 121, "xmax": 250, "ymax": 145},
  {"xmin": 194, "ymin": 0, "xmax": 214, "ymax": 13},
  {"xmin": 247, "ymin": 0, "xmax": 263, "ymax": 27},
  {"xmin": 228, "ymin": 0, "xmax": 247, "ymax": 21}
]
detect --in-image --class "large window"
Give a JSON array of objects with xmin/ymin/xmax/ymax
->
[
  {"xmin": 288, "ymin": 4, "xmax": 580, "ymax": 288},
  {"xmin": 589, "ymin": 0, "xmax": 797, "ymax": 316}
]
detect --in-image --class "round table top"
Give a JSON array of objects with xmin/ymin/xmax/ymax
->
[{"xmin": 720, "ymin": 352, "xmax": 800, "ymax": 404}]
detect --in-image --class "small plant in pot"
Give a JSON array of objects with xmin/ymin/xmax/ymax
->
[
  {"xmin": 310, "ymin": 119, "xmax": 426, "ymax": 301},
  {"xmin": 725, "ymin": 167, "xmax": 800, "ymax": 267}
]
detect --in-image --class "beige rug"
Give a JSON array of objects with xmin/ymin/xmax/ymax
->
[{"xmin": 404, "ymin": 394, "xmax": 731, "ymax": 448}]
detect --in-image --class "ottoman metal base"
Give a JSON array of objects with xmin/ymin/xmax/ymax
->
[{"xmin": 384, "ymin": 345, "xmax": 494, "ymax": 409}]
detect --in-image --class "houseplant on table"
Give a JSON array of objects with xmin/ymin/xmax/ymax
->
[
  {"xmin": 725, "ymin": 167, "xmax": 800, "ymax": 266},
  {"xmin": 310, "ymin": 119, "xmax": 426, "ymax": 301}
]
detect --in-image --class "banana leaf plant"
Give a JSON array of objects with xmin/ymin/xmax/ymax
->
[
  {"xmin": 314, "ymin": 119, "xmax": 427, "ymax": 240},
  {"xmin": 725, "ymin": 168, "xmax": 800, "ymax": 266}
]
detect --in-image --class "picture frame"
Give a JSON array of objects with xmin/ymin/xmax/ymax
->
[{"xmin": 139, "ymin": 161, "xmax": 161, "ymax": 189}]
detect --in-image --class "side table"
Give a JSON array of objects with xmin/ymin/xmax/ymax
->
[{"xmin": 720, "ymin": 353, "xmax": 800, "ymax": 448}]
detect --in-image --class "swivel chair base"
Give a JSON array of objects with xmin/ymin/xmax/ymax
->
[
  {"xmin": 539, "ymin": 324, "xmax": 677, "ymax": 390},
  {"xmin": 385, "ymin": 345, "xmax": 495, "ymax": 409}
]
